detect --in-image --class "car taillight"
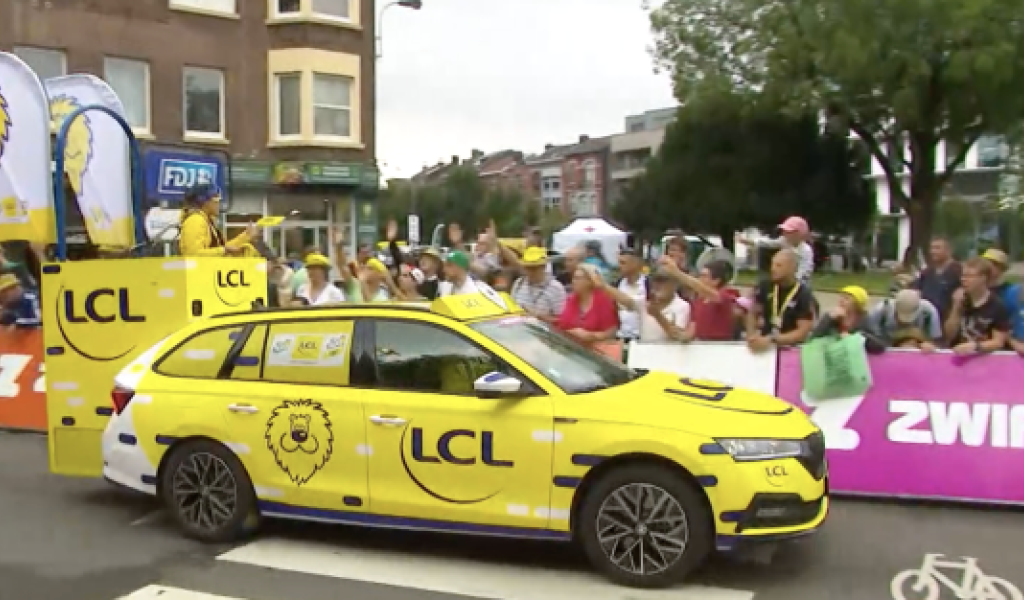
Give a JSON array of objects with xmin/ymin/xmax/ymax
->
[{"xmin": 111, "ymin": 386, "xmax": 135, "ymax": 415}]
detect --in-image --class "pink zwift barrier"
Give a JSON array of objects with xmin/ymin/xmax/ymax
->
[{"xmin": 776, "ymin": 349, "xmax": 1024, "ymax": 505}]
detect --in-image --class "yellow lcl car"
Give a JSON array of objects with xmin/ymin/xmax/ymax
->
[{"xmin": 101, "ymin": 291, "xmax": 828, "ymax": 589}]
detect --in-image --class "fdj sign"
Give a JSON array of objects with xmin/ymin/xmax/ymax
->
[
  {"xmin": 144, "ymin": 150, "xmax": 225, "ymax": 203},
  {"xmin": 411, "ymin": 428, "xmax": 514, "ymax": 467},
  {"xmin": 63, "ymin": 288, "xmax": 145, "ymax": 323},
  {"xmin": 217, "ymin": 270, "xmax": 250, "ymax": 288}
]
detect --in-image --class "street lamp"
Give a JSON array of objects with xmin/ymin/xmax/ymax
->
[{"xmin": 376, "ymin": 0, "xmax": 422, "ymax": 59}]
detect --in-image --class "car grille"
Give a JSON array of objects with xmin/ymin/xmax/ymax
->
[
  {"xmin": 797, "ymin": 431, "xmax": 826, "ymax": 480},
  {"xmin": 737, "ymin": 493, "xmax": 825, "ymax": 532}
]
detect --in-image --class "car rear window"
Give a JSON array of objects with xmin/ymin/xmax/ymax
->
[{"xmin": 155, "ymin": 325, "xmax": 244, "ymax": 379}]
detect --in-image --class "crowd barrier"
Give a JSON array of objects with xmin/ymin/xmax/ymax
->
[
  {"xmin": 628, "ymin": 342, "xmax": 1024, "ymax": 506},
  {"xmin": 2, "ymin": 327, "xmax": 1023, "ymax": 505}
]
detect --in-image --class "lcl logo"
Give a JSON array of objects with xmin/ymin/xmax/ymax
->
[
  {"xmin": 217, "ymin": 270, "xmax": 250, "ymax": 288},
  {"xmin": 56, "ymin": 287, "xmax": 146, "ymax": 362},
  {"xmin": 215, "ymin": 269, "xmax": 251, "ymax": 307}
]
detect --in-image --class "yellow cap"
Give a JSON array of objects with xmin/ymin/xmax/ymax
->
[
  {"xmin": 0, "ymin": 274, "xmax": 19, "ymax": 293},
  {"xmin": 840, "ymin": 285, "xmax": 869, "ymax": 310},
  {"xmin": 304, "ymin": 254, "xmax": 331, "ymax": 268},
  {"xmin": 365, "ymin": 258, "xmax": 388, "ymax": 275},
  {"xmin": 982, "ymin": 248, "xmax": 1009, "ymax": 267},
  {"xmin": 521, "ymin": 246, "xmax": 548, "ymax": 267}
]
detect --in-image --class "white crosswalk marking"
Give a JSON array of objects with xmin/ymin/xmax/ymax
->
[
  {"xmin": 215, "ymin": 537, "xmax": 756, "ymax": 599},
  {"xmin": 118, "ymin": 586, "xmax": 245, "ymax": 599}
]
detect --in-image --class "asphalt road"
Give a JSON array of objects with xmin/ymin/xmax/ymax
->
[{"xmin": 2, "ymin": 431, "xmax": 1023, "ymax": 600}]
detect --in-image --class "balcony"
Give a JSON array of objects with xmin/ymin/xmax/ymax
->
[{"xmin": 609, "ymin": 129, "xmax": 664, "ymax": 180}]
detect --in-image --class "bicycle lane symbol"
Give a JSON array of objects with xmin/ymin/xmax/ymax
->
[{"xmin": 891, "ymin": 554, "xmax": 1023, "ymax": 600}]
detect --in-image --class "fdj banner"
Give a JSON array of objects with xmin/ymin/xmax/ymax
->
[
  {"xmin": 777, "ymin": 349, "xmax": 1024, "ymax": 504},
  {"xmin": 0, "ymin": 52, "xmax": 55, "ymax": 243},
  {"xmin": 45, "ymin": 74, "xmax": 132, "ymax": 248},
  {"xmin": 143, "ymin": 150, "xmax": 225, "ymax": 205}
]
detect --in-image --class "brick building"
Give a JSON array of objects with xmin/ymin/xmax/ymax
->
[
  {"xmin": 1, "ymin": 0, "xmax": 379, "ymax": 259},
  {"xmin": 562, "ymin": 135, "xmax": 610, "ymax": 216}
]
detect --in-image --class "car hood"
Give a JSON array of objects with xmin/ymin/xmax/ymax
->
[{"xmin": 558, "ymin": 371, "xmax": 815, "ymax": 439}]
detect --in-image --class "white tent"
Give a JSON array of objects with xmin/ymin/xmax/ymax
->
[{"xmin": 551, "ymin": 217, "xmax": 629, "ymax": 263}]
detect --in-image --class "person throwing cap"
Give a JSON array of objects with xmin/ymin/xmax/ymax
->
[{"xmin": 178, "ymin": 183, "xmax": 260, "ymax": 257}]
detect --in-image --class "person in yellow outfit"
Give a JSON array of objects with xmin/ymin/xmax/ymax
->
[{"xmin": 178, "ymin": 183, "xmax": 260, "ymax": 257}]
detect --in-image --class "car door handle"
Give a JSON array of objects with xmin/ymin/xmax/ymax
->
[
  {"xmin": 369, "ymin": 415, "xmax": 407, "ymax": 427},
  {"xmin": 227, "ymin": 404, "xmax": 259, "ymax": 414}
]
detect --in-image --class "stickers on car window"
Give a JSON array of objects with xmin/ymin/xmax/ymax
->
[
  {"xmin": 265, "ymin": 399, "xmax": 334, "ymax": 486},
  {"xmin": 267, "ymin": 333, "xmax": 350, "ymax": 367}
]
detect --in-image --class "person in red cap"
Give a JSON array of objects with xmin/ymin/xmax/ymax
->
[{"xmin": 739, "ymin": 216, "xmax": 814, "ymax": 284}]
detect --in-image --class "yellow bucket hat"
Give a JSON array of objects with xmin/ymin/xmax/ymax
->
[
  {"xmin": 365, "ymin": 258, "xmax": 388, "ymax": 275},
  {"xmin": 304, "ymin": 253, "xmax": 331, "ymax": 269},
  {"xmin": 0, "ymin": 274, "xmax": 18, "ymax": 293},
  {"xmin": 521, "ymin": 246, "xmax": 548, "ymax": 267},
  {"xmin": 840, "ymin": 285, "xmax": 869, "ymax": 310},
  {"xmin": 982, "ymin": 248, "xmax": 1009, "ymax": 268}
]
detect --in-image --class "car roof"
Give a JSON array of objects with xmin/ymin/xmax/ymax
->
[{"xmin": 208, "ymin": 292, "xmax": 522, "ymax": 325}]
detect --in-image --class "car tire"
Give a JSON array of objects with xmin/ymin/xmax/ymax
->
[
  {"xmin": 577, "ymin": 463, "xmax": 712, "ymax": 589},
  {"xmin": 160, "ymin": 439, "xmax": 260, "ymax": 544}
]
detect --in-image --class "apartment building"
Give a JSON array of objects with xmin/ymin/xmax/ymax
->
[
  {"xmin": 624, "ymin": 106, "xmax": 677, "ymax": 133},
  {"xmin": 1, "ymin": 0, "xmax": 378, "ymax": 258},
  {"xmin": 563, "ymin": 135, "xmax": 610, "ymax": 216}
]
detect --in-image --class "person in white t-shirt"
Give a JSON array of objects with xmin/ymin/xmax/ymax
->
[
  {"xmin": 597, "ymin": 269, "xmax": 694, "ymax": 342},
  {"xmin": 293, "ymin": 253, "xmax": 345, "ymax": 306},
  {"xmin": 739, "ymin": 216, "xmax": 815, "ymax": 284}
]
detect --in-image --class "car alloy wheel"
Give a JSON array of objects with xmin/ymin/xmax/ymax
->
[
  {"xmin": 595, "ymin": 483, "xmax": 689, "ymax": 576},
  {"xmin": 577, "ymin": 464, "xmax": 712, "ymax": 588},
  {"xmin": 160, "ymin": 439, "xmax": 260, "ymax": 543},
  {"xmin": 171, "ymin": 451, "xmax": 239, "ymax": 533}
]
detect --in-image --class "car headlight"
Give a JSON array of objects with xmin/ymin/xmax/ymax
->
[{"xmin": 715, "ymin": 438, "xmax": 804, "ymax": 461}]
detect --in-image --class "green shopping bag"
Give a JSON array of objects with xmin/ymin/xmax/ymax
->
[{"xmin": 800, "ymin": 334, "xmax": 873, "ymax": 401}]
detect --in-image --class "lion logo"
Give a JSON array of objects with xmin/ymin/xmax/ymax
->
[
  {"xmin": 265, "ymin": 399, "xmax": 334, "ymax": 486},
  {"xmin": 49, "ymin": 95, "xmax": 93, "ymax": 198},
  {"xmin": 0, "ymin": 86, "xmax": 11, "ymax": 161}
]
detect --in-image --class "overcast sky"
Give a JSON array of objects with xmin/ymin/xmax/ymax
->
[{"xmin": 375, "ymin": 0, "xmax": 676, "ymax": 179}]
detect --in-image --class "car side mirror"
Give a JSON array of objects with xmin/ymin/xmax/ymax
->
[{"xmin": 473, "ymin": 372, "xmax": 524, "ymax": 399}]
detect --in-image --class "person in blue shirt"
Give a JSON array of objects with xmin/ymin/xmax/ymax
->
[
  {"xmin": 0, "ymin": 274, "xmax": 40, "ymax": 329},
  {"xmin": 582, "ymin": 240, "xmax": 613, "ymax": 281},
  {"xmin": 982, "ymin": 249, "xmax": 1023, "ymax": 352}
]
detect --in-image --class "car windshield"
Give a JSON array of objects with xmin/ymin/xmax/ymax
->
[{"xmin": 470, "ymin": 316, "xmax": 638, "ymax": 394}]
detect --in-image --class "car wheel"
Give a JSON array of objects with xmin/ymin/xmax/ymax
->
[
  {"xmin": 577, "ymin": 463, "xmax": 712, "ymax": 588},
  {"xmin": 160, "ymin": 439, "xmax": 260, "ymax": 543}
]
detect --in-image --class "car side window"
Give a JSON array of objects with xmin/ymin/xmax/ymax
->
[
  {"xmin": 155, "ymin": 325, "xmax": 244, "ymax": 379},
  {"xmin": 230, "ymin": 324, "xmax": 267, "ymax": 381},
  {"xmin": 260, "ymin": 320, "xmax": 354, "ymax": 386},
  {"xmin": 372, "ymin": 320, "xmax": 503, "ymax": 395}
]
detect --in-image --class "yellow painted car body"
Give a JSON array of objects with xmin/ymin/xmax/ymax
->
[{"xmin": 100, "ymin": 290, "xmax": 827, "ymax": 585}]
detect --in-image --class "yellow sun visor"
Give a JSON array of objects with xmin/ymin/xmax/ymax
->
[
  {"xmin": 429, "ymin": 289, "xmax": 522, "ymax": 321},
  {"xmin": 256, "ymin": 216, "xmax": 285, "ymax": 227}
]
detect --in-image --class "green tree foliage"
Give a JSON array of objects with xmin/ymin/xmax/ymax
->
[
  {"xmin": 611, "ymin": 98, "xmax": 875, "ymax": 247},
  {"xmin": 648, "ymin": 0, "xmax": 1024, "ymax": 257},
  {"xmin": 378, "ymin": 167, "xmax": 534, "ymax": 241}
]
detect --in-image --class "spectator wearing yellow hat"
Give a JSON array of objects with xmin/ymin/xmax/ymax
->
[
  {"xmin": 509, "ymin": 247, "xmax": 566, "ymax": 324},
  {"xmin": 809, "ymin": 285, "xmax": 886, "ymax": 353},
  {"xmin": 361, "ymin": 257, "xmax": 400, "ymax": 301},
  {"xmin": 292, "ymin": 254, "xmax": 346, "ymax": 306},
  {"xmin": 982, "ymin": 248, "xmax": 1023, "ymax": 351},
  {"xmin": 0, "ymin": 273, "xmax": 40, "ymax": 328}
]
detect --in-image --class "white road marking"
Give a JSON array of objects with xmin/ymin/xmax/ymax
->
[
  {"xmin": 129, "ymin": 510, "xmax": 165, "ymax": 527},
  {"xmin": 117, "ymin": 585, "xmax": 244, "ymax": 599},
  {"xmin": 217, "ymin": 538, "xmax": 755, "ymax": 599}
]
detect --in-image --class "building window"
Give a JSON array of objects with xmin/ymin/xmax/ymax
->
[
  {"xmin": 311, "ymin": 0, "xmax": 348, "ymax": 19},
  {"xmin": 976, "ymin": 134, "xmax": 1008, "ymax": 169},
  {"xmin": 14, "ymin": 46, "xmax": 66, "ymax": 81},
  {"xmin": 583, "ymin": 159, "xmax": 597, "ymax": 187},
  {"xmin": 183, "ymin": 66, "xmax": 225, "ymax": 138},
  {"xmin": 170, "ymin": 0, "xmax": 236, "ymax": 14},
  {"xmin": 312, "ymin": 74, "xmax": 351, "ymax": 138},
  {"xmin": 275, "ymin": 0, "xmax": 301, "ymax": 14},
  {"xmin": 275, "ymin": 73, "xmax": 302, "ymax": 137},
  {"xmin": 103, "ymin": 57, "xmax": 150, "ymax": 131}
]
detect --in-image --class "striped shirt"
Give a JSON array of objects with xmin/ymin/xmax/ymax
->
[{"xmin": 511, "ymin": 276, "xmax": 566, "ymax": 318}]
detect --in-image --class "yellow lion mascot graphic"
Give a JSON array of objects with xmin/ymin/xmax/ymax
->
[
  {"xmin": 265, "ymin": 400, "xmax": 334, "ymax": 486},
  {"xmin": 0, "ymin": 88, "xmax": 22, "ymax": 220},
  {"xmin": 49, "ymin": 95, "xmax": 93, "ymax": 198}
]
